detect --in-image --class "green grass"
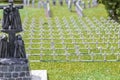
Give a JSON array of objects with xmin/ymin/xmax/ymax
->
[
  {"xmin": 0, "ymin": 2, "xmax": 120, "ymax": 80},
  {"xmin": 31, "ymin": 62, "xmax": 120, "ymax": 80},
  {"xmin": 84, "ymin": 4, "xmax": 108, "ymax": 18}
]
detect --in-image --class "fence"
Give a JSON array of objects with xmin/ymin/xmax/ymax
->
[{"xmin": 20, "ymin": 16, "xmax": 120, "ymax": 62}]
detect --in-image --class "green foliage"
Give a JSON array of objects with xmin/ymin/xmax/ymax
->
[
  {"xmin": 0, "ymin": 0, "xmax": 22, "ymax": 3},
  {"xmin": 99, "ymin": 0, "xmax": 120, "ymax": 21},
  {"xmin": 31, "ymin": 62, "xmax": 120, "ymax": 80}
]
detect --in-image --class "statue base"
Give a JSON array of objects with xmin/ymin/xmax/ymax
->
[
  {"xmin": 1, "ymin": 29, "xmax": 23, "ymax": 33},
  {"xmin": 0, "ymin": 58, "xmax": 31, "ymax": 80}
]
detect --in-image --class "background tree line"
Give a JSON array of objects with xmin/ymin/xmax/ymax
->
[
  {"xmin": 98, "ymin": 0, "xmax": 120, "ymax": 21},
  {"xmin": 0, "ymin": 0, "xmax": 23, "ymax": 3}
]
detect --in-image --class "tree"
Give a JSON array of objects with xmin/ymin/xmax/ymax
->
[
  {"xmin": 99, "ymin": 0, "xmax": 120, "ymax": 21},
  {"xmin": 0, "ymin": 0, "xmax": 22, "ymax": 3}
]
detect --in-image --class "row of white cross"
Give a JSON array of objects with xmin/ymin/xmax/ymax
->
[
  {"xmin": 22, "ymin": 16, "xmax": 119, "ymax": 48},
  {"xmin": 21, "ymin": 16, "xmax": 120, "ymax": 62}
]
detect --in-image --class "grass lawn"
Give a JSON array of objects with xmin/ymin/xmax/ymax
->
[
  {"xmin": 0, "ymin": 2, "xmax": 120, "ymax": 80},
  {"xmin": 31, "ymin": 62, "xmax": 120, "ymax": 80}
]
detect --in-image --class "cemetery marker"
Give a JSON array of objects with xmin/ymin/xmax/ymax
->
[{"xmin": 0, "ymin": 0, "xmax": 31, "ymax": 80}]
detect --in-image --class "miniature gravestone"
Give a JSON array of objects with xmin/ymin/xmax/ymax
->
[
  {"xmin": 0, "ymin": 0, "xmax": 31, "ymax": 80},
  {"xmin": 32, "ymin": 0, "xmax": 35, "ymax": 8},
  {"xmin": 81, "ymin": 1, "xmax": 85, "ymax": 9},
  {"xmin": 68, "ymin": 0, "xmax": 72, "ymax": 11},
  {"xmin": 92, "ymin": 0, "xmax": 95, "ymax": 7},
  {"xmin": 46, "ymin": 0, "xmax": 49, "ymax": 3},
  {"xmin": 59, "ymin": 0, "xmax": 63, "ymax": 6},
  {"xmin": 92, "ymin": 0, "xmax": 98, "ymax": 7},
  {"xmin": 38, "ymin": 0, "xmax": 41, "ymax": 8},
  {"xmin": 78, "ymin": 0, "xmax": 81, "ymax": 5},
  {"xmin": 44, "ymin": 1, "xmax": 51, "ymax": 18},
  {"xmin": 66, "ymin": 0, "xmax": 68, "ymax": 4},
  {"xmin": 52, "ymin": 0, "xmax": 56, "ymax": 6},
  {"xmin": 27, "ymin": 0, "xmax": 30, "ymax": 6},
  {"xmin": 88, "ymin": 0, "xmax": 91, "ymax": 8},
  {"xmin": 23, "ymin": 0, "xmax": 27, "ymax": 6},
  {"xmin": 73, "ymin": 0, "xmax": 77, "ymax": 6},
  {"xmin": 43, "ymin": 1, "xmax": 47, "ymax": 16},
  {"xmin": 76, "ymin": 0, "xmax": 83, "ymax": 17}
]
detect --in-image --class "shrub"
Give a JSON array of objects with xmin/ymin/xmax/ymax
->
[{"xmin": 99, "ymin": 0, "xmax": 120, "ymax": 21}]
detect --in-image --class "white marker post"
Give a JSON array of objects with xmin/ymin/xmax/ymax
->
[
  {"xmin": 76, "ymin": 1, "xmax": 83, "ymax": 17},
  {"xmin": 47, "ymin": 2, "xmax": 51, "ymax": 17},
  {"xmin": 68, "ymin": 0, "xmax": 72, "ymax": 11}
]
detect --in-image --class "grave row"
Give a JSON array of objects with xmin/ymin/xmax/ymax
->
[
  {"xmin": 23, "ymin": 0, "xmax": 66, "ymax": 8},
  {"xmin": 20, "ymin": 16, "xmax": 120, "ymax": 62},
  {"xmin": 75, "ymin": 0, "xmax": 98, "ymax": 16},
  {"xmin": 23, "ymin": 0, "xmax": 98, "ymax": 17},
  {"xmin": 23, "ymin": 0, "xmax": 98, "ymax": 9}
]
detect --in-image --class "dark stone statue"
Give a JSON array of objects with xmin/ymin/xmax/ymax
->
[
  {"xmin": 14, "ymin": 35, "xmax": 26, "ymax": 58},
  {"xmin": 2, "ymin": 2, "xmax": 23, "ymax": 32},
  {"xmin": 2, "ymin": 6, "xmax": 22, "ymax": 31},
  {"xmin": 0, "ymin": 2, "xmax": 31, "ymax": 80},
  {"xmin": 0, "ymin": 35, "xmax": 8, "ymax": 58},
  {"xmin": 0, "ymin": 0, "xmax": 26, "ymax": 59}
]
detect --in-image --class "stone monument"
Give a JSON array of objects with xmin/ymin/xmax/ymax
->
[{"xmin": 0, "ymin": 0, "xmax": 31, "ymax": 80}]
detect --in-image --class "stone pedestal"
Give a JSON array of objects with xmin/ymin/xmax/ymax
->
[{"xmin": 0, "ymin": 58, "xmax": 31, "ymax": 80}]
